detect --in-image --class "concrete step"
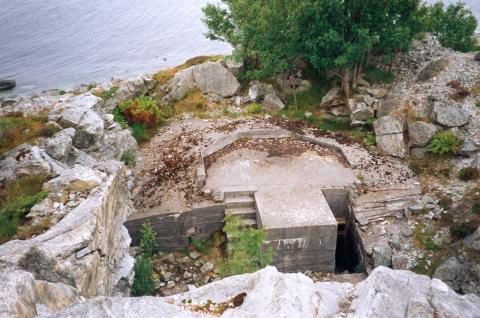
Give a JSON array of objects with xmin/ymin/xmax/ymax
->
[
  {"xmin": 230, "ymin": 207, "xmax": 257, "ymax": 219},
  {"xmin": 243, "ymin": 218, "xmax": 258, "ymax": 228},
  {"xmin": 223, "ymin": 190, "xmax": 256, "ymax": 200},
  {"xmin": 225, "ymin": 196, "xmax": 255, "ymax": 209}
]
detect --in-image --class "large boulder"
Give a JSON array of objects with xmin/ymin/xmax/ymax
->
[
  {"xmin": 51, "ymin": 266, "xmax": 480, "ymax": 318},
  {"xmin": 434, "ymin": 257, "xmax": 480, "ymax": 295},
  {"xmin": 408, "ymin": 121, "xmax": 437, "ymax": 147},
  {"xmin": 378, "ymin": 94, "xmax": 404, "ymax": 117},
  {"xmin": 262, "ymin": 94, "xmax": 285, "ymax": 112},
  {"xmin": 432, "ymin": 102, "xmax": 470, "ymax": 127},
  {"xmin": 224, "ymin": 57, "xmax": 244, "ymax": 77},
  {"xmin": 320, "ymin": 87, "xmax": 340, "ymax": 107},
  {"xmin": 372, "ymin": 241, "xmax": 393, "ymax": 267},
  {"xmin": 49, "ymin": 94, "xmax": 105, "ymax": 148},
  {"xmin": 0, "ymin": 145, "xmax": 66, "ymax": 186},
  {"xmin": 0, "ymin": 79, "xmax": 16, "ymax": 91},
  {"xmin": 192, "ymin": 62, "xmax": 241, "ymax": 97},
  {"xmin": 418, "ymin": 58, "xmax": 449, "ymax": 81},
  {"xmin": 42, "ymin": 165, "xmax": 104, "ymax": 193},
  {"xmin": 374, "ymin": 115, "xmax": 404, "ymax": 135},
  {"xmin": 166, "ymin": 62, "xmax": 241, "ymax": 101},
  {"xmin": 247, "ymin": 81, "xmax": 276, "ymax": 103},
  {"xmin": 72, "ymin": 110, "xmax": 105, "ymax": 148},
  {"xmin": 44, "ymin": 128, "xmax": 76, "ymax": 162},
  {"xmin": 87, "ymin": 126, "xmax": 138, "ymax": 160},
  {"xmin": 374, "ymin": 115, "xmax": 407, "ymax": 158},
  {"xmin": 348, "ymin": 100, "xmax": 374, "ymax": 126}
]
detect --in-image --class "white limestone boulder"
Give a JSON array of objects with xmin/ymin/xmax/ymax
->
[{"xmin": 43, "ymin": 165, "xmax": 103, "ymax": 193}]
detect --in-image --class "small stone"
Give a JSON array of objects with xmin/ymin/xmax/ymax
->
[
  {"xmin": 164, "ymin": 253, "xmax": 175, "ymax": 263},
  {"xmin": 189, "ymin": 251, "xmax": 201, "ymax": 260},
  {"xmin": 183, "ymin": 271, "xmax": 193, "ymax": 279},
  {"xmin": 166, "ymin": 281, "xmax": 175, "ymax": 289},
  {"xmin": 162, "ymin": 272, "xmax": 172, "ymax": 282},
  {"xmin": 194, "ymin": 260, "xmax": 202, "ymax": 267},
  {"xmin": 200, "ymin": 261, "xmax": 214, "ymax": 275}
]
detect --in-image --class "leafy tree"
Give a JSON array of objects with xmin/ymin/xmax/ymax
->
[
  {"xmin": 419, "ymin": 2, "xmax": 478, "ymax": 52},
  {"xmin": 203, "ymin": 0, "xmax": 421, "ymax": 97},
  {"xmin": 220, "ymin": 213, "xmax": 274, "ymax": 276}
]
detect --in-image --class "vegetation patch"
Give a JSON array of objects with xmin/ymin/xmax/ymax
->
[
  {"xmin": 0, "ymin": 176, "xmax": 48, "ymax": 243},
  {"xmin": 458, "ymin": 167, "xmax": 479, "ymax": 181},
  {"xmin": 220, "ymin": 213, "xmax": 274, "ymax": 276},
  {"xmin": 364, "ymin": 65, "xmax": 395, "ymax": 84},
  {"xmin": 174, "ymin": 89, "xmax": 208, "ymax": 114},
  {"xmin": 94, "ymin": 86, "xmax": 119, "ymax": 99},
  {"xmin": 113, "ymin": 95, "xmax": 172, "ymax": 143},
  {"xmin": 0, "ymin": 115, "xmax": 61, "ymax": 155},
  {"xmin": 247, "ymin": 103, "xmax": 263, "ymax": 115},
  {"xmin": 132, "ymin": 222, "xmax": 158, "ymax": 296},
  {"xmin": 414, "ymin": 224, "xmax": 444, "ymax": 252},
  {"xmin": 121, "ymin": 149, "xmax": 137, "ymax": 166},
  {"xmin": 427, "ymin": 131, "xmax": 460, "ymax": 155},
  {"xmin": 450, "ymin": 222, "xmax": 478, "ymax": 240}
]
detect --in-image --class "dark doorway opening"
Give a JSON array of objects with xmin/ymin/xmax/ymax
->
[{"xmin": 335, "ymin": 223, "xmax": 360, "ymax": 273}]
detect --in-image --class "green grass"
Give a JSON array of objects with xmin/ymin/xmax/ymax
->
[
  {"xmin": 121, "ymin": 149, "xmax": 137, "ymax": 166},
  {"xmin": 0, "ymin": 116, "xmax": 60, "ymax": 155},
  {"xmin": 95, "ymin": 86, "xmax": 119, "ymax": 99},
  {"xmin": 131, "ymin": 123, "xmax": 150, "ymax": 143},
  {"xmin": 0, "ymin": 176, "xmax": 48, "ymax": 243},
  {"xmin": 427, "ymin": 131, "xmax": 461, "ymax": 155},
  {"xmin": 364, "ymin": 65, "xmax": 395, "ymax": 84},
  {"xmin": 247, "ymin": 103, "xmax": 263, "ymax": 115},
  {"xmin": 317, "ymin": 118, "xmax": 351, "ymax": 131},
  {"xmin": 286, "ymin": 82, "xmax": 330, "ymax": 109}
]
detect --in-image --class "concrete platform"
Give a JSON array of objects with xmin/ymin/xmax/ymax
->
[{"xmin": 204, "ymin": 144, "xmax": 357, "ymax": 272}]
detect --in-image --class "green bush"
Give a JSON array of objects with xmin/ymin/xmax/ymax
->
[
  {"xmin": 131, "ymin": 256, "xmax": 156, "ymax": 296},
  {"xmin": 247, "ymin": 103, "xmax": 263, "ymax": 114},
  {"xmin": 121, "ymin": 149, "xmax": 136, "ymax": 166},
  {"xmin": 140, "ymin": 222, "xmax": 157, "ymax": 258},
  {"xmin": 96, "ymin": 86, "xmax": 119, "ymax": 99},
  {"xmin": 113, "ymin": 108, "xmax": 129, "ymax": 129},
  {"xmin": 458, "ymin": 167, "xmax": 479, "ymax": 181},
  {"xmin": 220, "ymin": 214, "xmax": 274, "ymax": 276},
  {"xmin": 427, "ymin": 131, "xmax": 460, "ymax": 155},
  {"xmin": 131, "ymin": 222, "xmax": 158, "ymax": 296},
  {"xmin": 131, "ymin": 123, "xmax": 149, "ymax": 143}
]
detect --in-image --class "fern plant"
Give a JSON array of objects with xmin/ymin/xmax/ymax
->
[{"xmin": 427, "ymin": 131, "xmax": 460, "ymax": 155}]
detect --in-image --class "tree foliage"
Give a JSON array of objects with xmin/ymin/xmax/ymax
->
[
  {"xmin": 203, "ymin": 0, "xmax": 421, "ymax": 97},
  {"xmin": 220, "ymin": 213, "xmax": 274, "ymax": 276},
  {"xmin": 418, "ymin": 2, "xmax": 478, "ymax": 52}
]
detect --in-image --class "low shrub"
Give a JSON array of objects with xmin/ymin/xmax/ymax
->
[
  {"xmin": 174, "ymin": 89, "xmax": 207, "ymax": 113},
  {"xmin": 220, "ymin": 214, "xmax": 274, "ymax": 276},
  {"xmin": 132, "ymin": 222, "xmax": 158, "ymax": 296},
  {"xmin": 0, "ymin": 191, "xmax": 48, "ymax": 241},
  {"xmin": 121, "ymin": 149, "xmax": 136, "ymax": 166},
  {"xmin": 427, "ymin": 131, "xmax": 460, "ymax": 155},
  {"xmin": 247, "ymin": 103, "xmax": 263, "ymax": 114},
  {"xmin": 0, "ymin": 116, "xmax": 60, "ymax": 155},
  {"xmin": 119, "ymin": 96, "xmax": 161, "ymax": 128},
  {"xmin": 458, "ymin": 167, "xmax": 479, "ymax": 181},
  {"xmin": 450, "ymin": 222, "xmax": 477, "ymax": 240},
  {"xmin": 447, "ymin": 81, "xmax": 469, "ymax": 101},
  {"xmin": 131, "ymin": 123, "xmax": 150, "ymax": 143},
  {"xmin": 95, "ymin": 86, "xmax": 119, "ymax": 99}
]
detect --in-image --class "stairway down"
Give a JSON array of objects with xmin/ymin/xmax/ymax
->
[{"xmin": 224, "ymin": 189, "xmax": 258, "ymax": 228}]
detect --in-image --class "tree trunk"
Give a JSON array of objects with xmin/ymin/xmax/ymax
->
[
  {"xmin": 342, "ymin": 70, "xmax": 350, "ymax": 98},
  {"xmin": 352, "ymin": 64, "xmax": 358, "ymax": 90}
]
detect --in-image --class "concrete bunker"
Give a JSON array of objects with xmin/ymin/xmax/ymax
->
[{"xmin": 127, "ymin": 129, "xmax": 364, "ymax": 273}]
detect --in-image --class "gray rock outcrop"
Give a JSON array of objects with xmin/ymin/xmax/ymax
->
[
  {"xmin": 374, "ymin": 115, "xmax": 407, "ymax": 158},
  {"xmin": 262, "ymin": 94, "xmax": 285, "ymax": 112},
  {"xmin": 47, "ymin": 266, "xmax": 480, "ymax": 318},
  {"xmin": 432, "ymin": 101, "xmax": 470, "ymax": 127},
  {"xmin": 165, "ymin": 62, "xmax": 241, "ymax": 101},
  {"xmin": 247, "ymin": 81, "xmax": 275, "ymax": 103},
  {"xmin": 408, "ymin": 121, "xmax": 437, "ymax": 147},
  {"xmin": 42, "ymin": 165, "xmax": 103, "ymax": 193},
  {"xmin": 44, "ymin": 128, "xmax": 76, "ymax": 162}
]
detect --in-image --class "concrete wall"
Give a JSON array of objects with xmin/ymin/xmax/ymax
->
[
  {"xmin": 322, "ymin": 188, "xmax": 351, "ymax": 219},
  {"xmin": 265, "ymin": 224, "xmax": 337, "ymax": 273},
  {"xmin": 125, "ymin": 205, "xmax": 225, "ymax": 250}
]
